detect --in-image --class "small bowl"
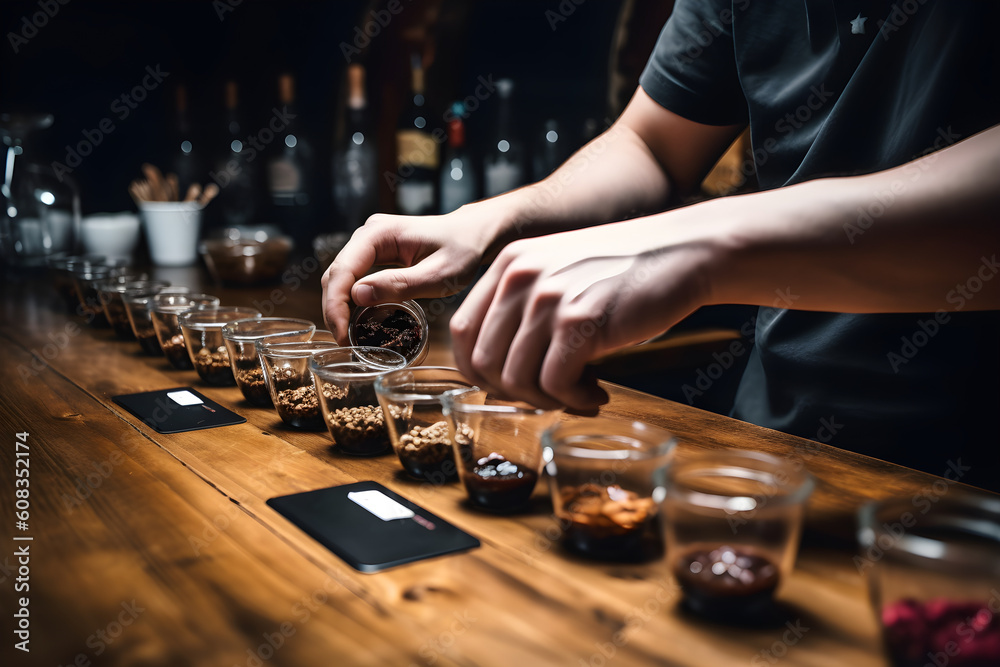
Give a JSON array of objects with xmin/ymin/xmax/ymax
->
[
  {"xmin": 542, "ymin": 419, "xmax": 677, "ymax": 561},
  {"xmin": 347, "ymin": 300, "xmax": 429, "ymax": 367},
  {"xmin": 124, "ymin": 286, "xmax": 188, "ymax": 356},
  {"xmin": 178, "ymin": 307, "xmax": 262, "ymax": 385},
  {"xmin": 98, "ymin": 279, "xmax": 170, "ymax": 340},
  {"xmin": 200, "ymin": 230, "xmax": 293, "ymax": 286},
  {"xmin": 374, "ymin": 367, "xmax": 478, "ymax": 482},
  {"xmin": 80, "ymin": 212, "xmax": 141, "ymax": 262},
  {"xmin": 310, "ymin": 347, "xmax": 408, "ymax": 455},
  {"xmin": 662, "ymin": 450, "xmax": 814, "ymax": 622},
  {"xmin": 441, "ymin": 390, "xmax": 561, "ymax": 513},
  {"xmin": 150, "ymin": 292, "xmax": 221, "ymax": 370},
  {"xmin": 258, "ymin": 333, "xmax": 342, "ymax": 430},
  {"xmin": 858, "ymin": 494, "xmax": 1000, "ymax": 667},
  {"xmin": 70, "ymin": 261, "xmax": 124, "ymax": 326},
  {"xmin": 222, "ymin": 317, "xmax": 316, "ymax": 405}
]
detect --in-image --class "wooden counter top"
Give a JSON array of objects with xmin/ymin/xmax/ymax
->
[{"xmin": 0, "ymin": 267, "xmax": 987, "ymax": 666}]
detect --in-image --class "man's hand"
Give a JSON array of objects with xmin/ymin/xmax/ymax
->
[
  {"xmin": 450, "ymin": 221, "xmax": 716, "ymax": 410},
  {"xmin": 321, "ymin": 209, "xmax": 495, "ymax": 342}
]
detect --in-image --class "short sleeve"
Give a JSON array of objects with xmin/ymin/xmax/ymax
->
[{"xmin": 638, "ymin": 0, "xmax": 748, "ymax": 126}]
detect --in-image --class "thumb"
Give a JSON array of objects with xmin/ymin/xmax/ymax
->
[{"xmin": 351, "ymin": 256, "xmax": 474, "ymax": 305}]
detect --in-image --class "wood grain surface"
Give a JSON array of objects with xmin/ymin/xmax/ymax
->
[{"xmin": 0, "ymin": 271, "xmax": 988, "ymax": 667}]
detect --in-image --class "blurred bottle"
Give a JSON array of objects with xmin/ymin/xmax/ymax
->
[
  {"xmin": 332, "ymin": 64, "xmax": 378, "ymax": 231},
  {"xmin": 395, "ymin": 54, "xmax": 438, "ymax": 215},
  {"xmin": 267, "ymin": 73, "xmax": 313, "ymax": 244},
  {"xmin": 210, "ymin": 81, "xmax": 256, "ymax": 229},
  {"xmin": 483, "ymin": 78, "xmax": 525, "ymax": 198},
  {"xmin": 170, "ymin": 84, "xmax": 201, "ymax": 194},
  {"xmin": 532, "ymin": 119, "xmax": 568, "ymax": 181},
  {"xmin": 439, "ymin": 102, "xmax": 477, "ymax": 214}
]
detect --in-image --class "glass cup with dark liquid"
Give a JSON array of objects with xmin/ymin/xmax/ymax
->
[
  {"xmin": 663, "ymin": 450, "xmax": 814, "ymax": 622},
  {"xmin": 542, "ymin": 419, "xmax": 676, "ymax": 562},
  {"xmin": 441, "ymin": 389, "xmax": 561, "ymax": 513}
]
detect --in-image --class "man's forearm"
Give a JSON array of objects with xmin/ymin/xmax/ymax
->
[
  {"xmin": 702, "ymin": 123, "xmax": 1000, "ymax": 313},
  {"xmin": 463, "ymin": 121, "xmax": 674, "ymax": 259}
]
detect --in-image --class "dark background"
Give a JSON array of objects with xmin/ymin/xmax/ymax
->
[{"xmin": 1, "ymin": 0, "xmax": 625, "ymax": 238}]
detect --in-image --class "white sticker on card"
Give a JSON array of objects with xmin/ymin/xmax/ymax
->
[
  {"xmin": 167, "ymin": 390, "xmax": 203, "ymax": 406},
  {"xmin": 348, "ymin": 490, "xmax": 415, "ymax": 521}
]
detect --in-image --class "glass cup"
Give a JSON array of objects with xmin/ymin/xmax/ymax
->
[
  {"xmin": 662, "ymin": 449, "xmax": 814, "ymax": 622},
  {"xmin": 858, "ymin": 494, "xmax": 1000, "ymax": 667},
  {"xmin": 258, "ymin": 332, "xmax": 342, "ymax": 430},
  {"xmin": 178, "ymin": 307, "xmax": 262, "ymax": 385},
  {"xmin": 374, "ymin": 367, "xmax": 477, "ymax": 482},
  {"xmin": 222, "ymin": 317, "xmax": 316, "ymax": 405},
  {"xmin": 441, "ymin": 389, "xmax": 561, "ymax": 513},
  {"xmin": 124, "ymin": 286, "xmax": 188, "ymax": 356},
  {"xmin": 150, "ymin": 292, "xmax": 220, "ymax": 370},
  {"xmin": 347, "ymin": 300, "xmax": 429, "ymax": 366},
  {"xmin": 310, "ymin": 347, "xmax": 408, "ymax": 455},
  {"xmin": 48, "ymin": 254, "xmax": 104, "ymax": 312},
  {"xmin": 98, "ymin": 279, "xmax": 169, "ymax": 339},
  {"xmin": 542, "ymin": 418, "xmax": 677, "ymax": 561}
]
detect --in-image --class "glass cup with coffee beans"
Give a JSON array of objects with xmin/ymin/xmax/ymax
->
[{"xmin": 310, "ymin": 347, "xmax": 408, "ymax": 455}]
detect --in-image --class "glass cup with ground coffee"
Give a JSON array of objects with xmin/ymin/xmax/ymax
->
[
  {"xmin": 258, "ymin": 332, "xmax": 342, "ymax": 430},
  {"xmin": 310, "ymin": 347, "xmax": 408, "ymax": 455},
  {"xmin": 663, "ymin": 449, "xmax": 813, "ymax": 623},
  {"xmin": 151, "ymin": 292, "xmax": 221, "ymax": 370},
  {"xmin": 125, "ymin": 286, "xmax": 188, "ymax": 356},
  {"xmin": 71, "ymin": 259, "xmax": 132, "ymax": 328},
  {"xmin": 98, "ymin": 279, "xmax": 170, "ymax": 340},
  {"xmin": 222, "ymin": 317, "xmax": 316, "ymax": 406},
  {"xmin": 858, "ymin": 494, "xmax": 1000, "ymax": 667},
  {"xmin": 348, "ymin": 300, "xmax": 429, "ymax": 366},
  {"xmin": 374, "ymin": 367, "xmax": 478, "ymax": 483},
  {"xmin": 441, "ymin": 389, "xmax": 561, "ymax": 513},
  {"xmin": 49, "ymin": 255, "xmax": 104, "ymax": 312},
  {"xmin": 542, "ymin": 419, "xmax": 676, "ymax": 562},
  {"xmin": 178, "ymin": 307, "xmax": 262, "ymax": 386}
]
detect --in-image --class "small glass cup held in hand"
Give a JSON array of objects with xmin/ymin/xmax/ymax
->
[
  {"xmin": 857, "ymin": 494, "xmax": 1000, "ymax": 667},
  {"xmin": 663, "ymin": 449, "xmax": 813, "ymax": 623},
  {"xmin": 310, "ymin": 347, "xmax": 407, "ymax": 455},
  {"xmin": 441, "ymin": 389, "xmax": 561, "ymax": 513},
  {"xmin": 222, "ymin": 318, "xmax": 316, "ymax": 406},
  {"xmin": 347, "ymin": 300, "xmax": 429, "ymax": 366},
  {"xmin": 374, "ymin": 367, "xmax": 477, "ymax": 482},
  {"xmin": 98, "ymin": 279, "xmax": 170, "ymax": 340},
  {"xmin": 541, "ymin": 419, "xmax": 676, "ymax": 562},
  {"xmin": 258, "ymin": 332, "xmax": 341, "ymax": 430},
  {"xmin": 150, "ymin": 292, "xmax": 220, "ymax": 370},
  {"xmin": 178, "ymin": 307, "xmax": 262, "ymax": 385}
]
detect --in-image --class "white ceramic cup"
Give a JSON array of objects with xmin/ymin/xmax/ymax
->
[
  {"xmin": 139, "ymin": 202, "xmax": 203, "ymax": 266},
  {"xmin": 81, "ymin": 212, "xmax": 141, "ymax": 262}
]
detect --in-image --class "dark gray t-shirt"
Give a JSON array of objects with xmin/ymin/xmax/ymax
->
[{"xmin": 639, "ymin": 0, "xmax": 1000, "ymax": 489}]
